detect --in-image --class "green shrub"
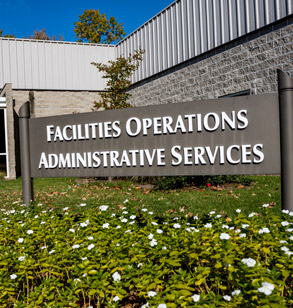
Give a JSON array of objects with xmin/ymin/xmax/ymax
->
[
  {"xmin": 153, "ymin": 175, "xmax": 252, "ymax": 190},
  {"xmin": 0, "ymin": 202, "xmax": 292, "ymax": 307}
]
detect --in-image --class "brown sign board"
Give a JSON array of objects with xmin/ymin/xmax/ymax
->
[{"xmin": 29, "ymin": 93, "xmax": 280, "ymax": 178}]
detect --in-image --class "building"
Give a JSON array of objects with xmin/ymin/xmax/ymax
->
[{"xmin": 0, "ymin": 0, "xmax": 292, "ymax": 179}]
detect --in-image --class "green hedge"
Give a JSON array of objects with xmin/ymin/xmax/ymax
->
[{"xmin": 0, "ymin": 202, "xmax": 292, "ymax": 307}]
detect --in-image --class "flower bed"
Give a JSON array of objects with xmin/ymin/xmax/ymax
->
[{"xmin": 0, "ymin": 202, "xmax": 292, "ymax": 307}]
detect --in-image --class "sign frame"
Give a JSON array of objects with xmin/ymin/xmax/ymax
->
[{"xmin": 18, "ymin": 70, "xmax": 293, "ymax": 211}]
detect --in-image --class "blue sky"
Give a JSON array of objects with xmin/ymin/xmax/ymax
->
[{"xmin": 0, "ymin": 0, "xmax": 173, "ymax": 42}]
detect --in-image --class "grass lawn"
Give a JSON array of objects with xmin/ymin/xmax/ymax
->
[{"xmin": 0, "ymin": 175, "xmax": 281, "ymax": 217}]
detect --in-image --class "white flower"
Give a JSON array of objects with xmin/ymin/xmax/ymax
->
[
  {"xmin": 209, "ymin": 211, "xmax": 215, "ymax": 215},
  {"xmin": 141, "ymin": 208, "xmax": 147, "ymax": 212},
  {"xmin": 10, "ymin": 274, "xmax": 17, "ymax": 279},
  {"xmin": 151, "ymin": 222, "xmax": 158, "ymax": 226},
  {"xmin": 286, "ymin": 228, "xmax": 293, "ymax": 232},
  {"xmin": 141, "ymin": 303, "xmax": 149, "ymax": 308},
  {"xmin": 240, "ymin": 233, "xmax": 247, "ymax": 238},
  {"xmin": 281, "ymin": 221, "xmax": 289, "ymax": 226},
  {"xmin": 80, "ymin": 220, "xmax": 89, "ymax": 227},
  {"xmin": 235, "ymin": 229, "xmax": 241, "ymax": 233},
  {"xmin": 116, "ymin": 225, "xmax": 121, "ymax": 229},
  {"xmin": 72, "ymin": 244, "xmax": 80, "ymax": 249},
  {"xmin": 262, "ymin": 204, "xmax": 270, "ymax": 208},
  {"xmin": 157, "ymin": 304, "xmax": 167, "ymax": 308},
  {"xmin": 290, "ymin": 236, "xmax": 293, "ymax": 241},
  {"xmin": 112, "ymin": 271, "xmax": 121, "ymax": 282},
  {"xmin": 236, "ymin": 209, "xmax": 241, "ymax": 213},
  {"xmin": 232, "ymin": 290, "xmax": 241, "ymax": 296},
  {"xmin": 87, "ymin": 244, "xmax": 95, "ymax": 250},
  {"xmin": 149, "ymin": 239, "xmax": 158, "ymax": 247},
  {"xmin": 79, "ymin": 203, "xmax": 86, "ymax": 207},
  {"xmin": 99, "ymin": 205, "xmax": 108, "ymax": 211},
  {"xmin": 285, "ymin": 251, "xmax": 293, "ymax": 256},
  {"xmin": 242, "ymin": 258, "xmax": 256, "ymax": 267},
  {"xmin": 148, "ymin": 211, "xmax": 153, "ymax": 215},
  {"xmin": 191, "ymin": 294, "xmax": 200, "ymax": 302},
  {"xmin": 280, "ymin": 240, "xmax": 288, "ymax": 244},
  {"xmin": 242, "ymin": 224, "xmax": 249, "ymax": 229},
  {"xmin": 259, "ymin": 227, "xmax": 270, "ymax": 234},
  {"xmin": 204, "ymin": 223, "xmax": 212, "ymax": 228},
  {"xmin": 156, "ymin": 229, "xmax": 163, "ymax": 234},
  {"xmin": 148, "ymin": 291, "xmax": 157, "ymax": 297},
  {"xmin": 258, "ymin": 282, "xmax": 274, "ymax": 295},
  {"xmin": 87, "ymin": 236, "xmax": 94, "ymax": 240},
  {"xmin": 223, "ymin": 295, "xmax": 231, "ymax": 301},
  {"xmin": 49, "ymin": 250, "xmax": 55, "ymax": 254},
  {"xmin": 281, "ymin": 246, "xmax": 289, "ymax": 252},
  {"xmin": 193, "ymin": 216, "xmax": 198, "ymax": 220},
  {"xmin": 130, "ymin": 215, "xmax": 136, "ymax": 220},
  {"xmin": 129, "ymin": 221, "xmax": 135, "ymax": 225},
  {"xmin": 34, "ymin": 215, "xmax": 38, "ymax": 219},
  {"xmin": 111, "ymin": 213, "xmax": 116, "ymax": 217},
  {"xmin": 220, "ymin": 233, "xmax": 230, "ymax": 240},
  {"xmin": 216, "ymin": 215, "xmax": 222, "ymax": 218},
  {"xmin": 116, "ymin": 243, "xmax": 120, "ymax": 247},
  {"xmin": 113, "ymin": 295, "xmax": 120, "ymax": 302},
  {"xmin": 40, "ymin": 221, "xmax": 46, "ymax": 225},
  {"xmin": 74, "ymin": 278, "xmax": 81, "ymax": 283},
  {"xmin": 102, "ymin": 223, "xmax": 109, "ymax": 229},
  {"xmin": 122, "ymin": 211, "xmax": 128, "ymax": 214},
  {"xmin": 63, "ymin": 207, "xmax": 69, "ymax": 211},
  {"xmin": 125, "ymin": 230, "xmax": 131, "ymax": 233},
  {"xmin": 41, "ymin": 246, "xmax": 47, "ymax": 250},
  {"xmin": 18, "ymin": 256, "xmax": 25, "ymax": 261},
  {"xmin": 121, "ymin": 218, "xmax": 128, "ymax": 223},
  {"xmin": 81, "ymin": 257, "xmax": 87, "ymax": 260},
  {"xmin": 138, "ymin": 263, "xmax": 143, "ymax": 268},
  {"xmin": 222, "ymin": 224, "xmax": 229, "ymax": 229},
  {"xmin": 148, "ymin": 233, "xmax": 154, "ymax": 240},
  {"xmin": 69, "ymin": 228, "xmax": 75, "ymax": 233},
  {"xmin": 248, "ymin": 212, "xmax": 256, "ymax": 217},
  {"xmin": 123, "ymin": 199, "xmax": 129, "ymax": 203},
  {"xmin": 27, "ymin": 230, "xmax": 33, "ymax": 235},
  {"xmin": 17, "ymin": 238, "xmax": 24, "ymax": 243},
  {"xmin": 173, "ymin": 223, "xmax": 181, "ymax": 229},
  {"xmin": 282, "ymin": 209, "xmax": 289, "ymax": 214}
]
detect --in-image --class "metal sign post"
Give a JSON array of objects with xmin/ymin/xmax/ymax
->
[
  {"xmin": 278, "ymin": 70, "xmax": 293, "ymax": 212},
  {"xmin": 19, "ymin": 102, "xmax": 33, "ymax": 205}
]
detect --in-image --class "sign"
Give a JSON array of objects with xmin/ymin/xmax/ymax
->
[
  {"xmin": 18, "ymin": 70, "xmax": 293, "ymax": 210},
  {"xmin": 28, "ymin": 94, "xmax": 280, "ymax": 178}
]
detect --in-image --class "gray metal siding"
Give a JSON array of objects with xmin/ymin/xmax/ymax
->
[
  {"xmin": 117, "ymin": 0, "xmax": 293, "ymax": 83},
  {"xmin": 0, "ymin": 39, "xmax": 115, "ymax": 90},
  {"xmin": 0, "ymin": 0, "xmax": 292, "ymax": 91}
]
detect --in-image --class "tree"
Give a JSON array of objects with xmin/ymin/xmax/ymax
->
[
  {"xmin": 0, "ymin": 29, "xmax": 16, "ymax": 38},
  {"xmin": 91, "ymin": 48, "xmax": 145, "ymax": 110},
  {"xmin": 27, "ymin": 29, "xmax": 64, "ymax": 41},
  {"xmin": 74, "ymin": 9, "xmax": 125, "ymax": 44}
]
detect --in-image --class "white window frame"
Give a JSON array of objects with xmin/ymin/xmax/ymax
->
[{"xmin": 0, "ymin": 97, "xmax": 9, "ymax": 179}]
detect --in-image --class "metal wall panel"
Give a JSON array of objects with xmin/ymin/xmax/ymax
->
[
  {"xmin": 117, "ymin": 0, "xmax": 293, "ymax": 84},
  {"xmin": 0, "ymin": 39, "xmax": 115, "ymax": 90},
  {"xmin": 0, "ymin": 0, "xmax": 292, "ymax": 90}
]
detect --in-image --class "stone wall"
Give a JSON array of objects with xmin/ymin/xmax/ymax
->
[
  {"xmin": 128, "ymin": 18, "xmax": 293, "ymax": 107},
  {"xmin": 13, "ymin": 90, "xmax": 102, "ymax": 118},
  {"xmin": 3, "ymin": 89, "xmax": 102, "ymax": 179}
]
